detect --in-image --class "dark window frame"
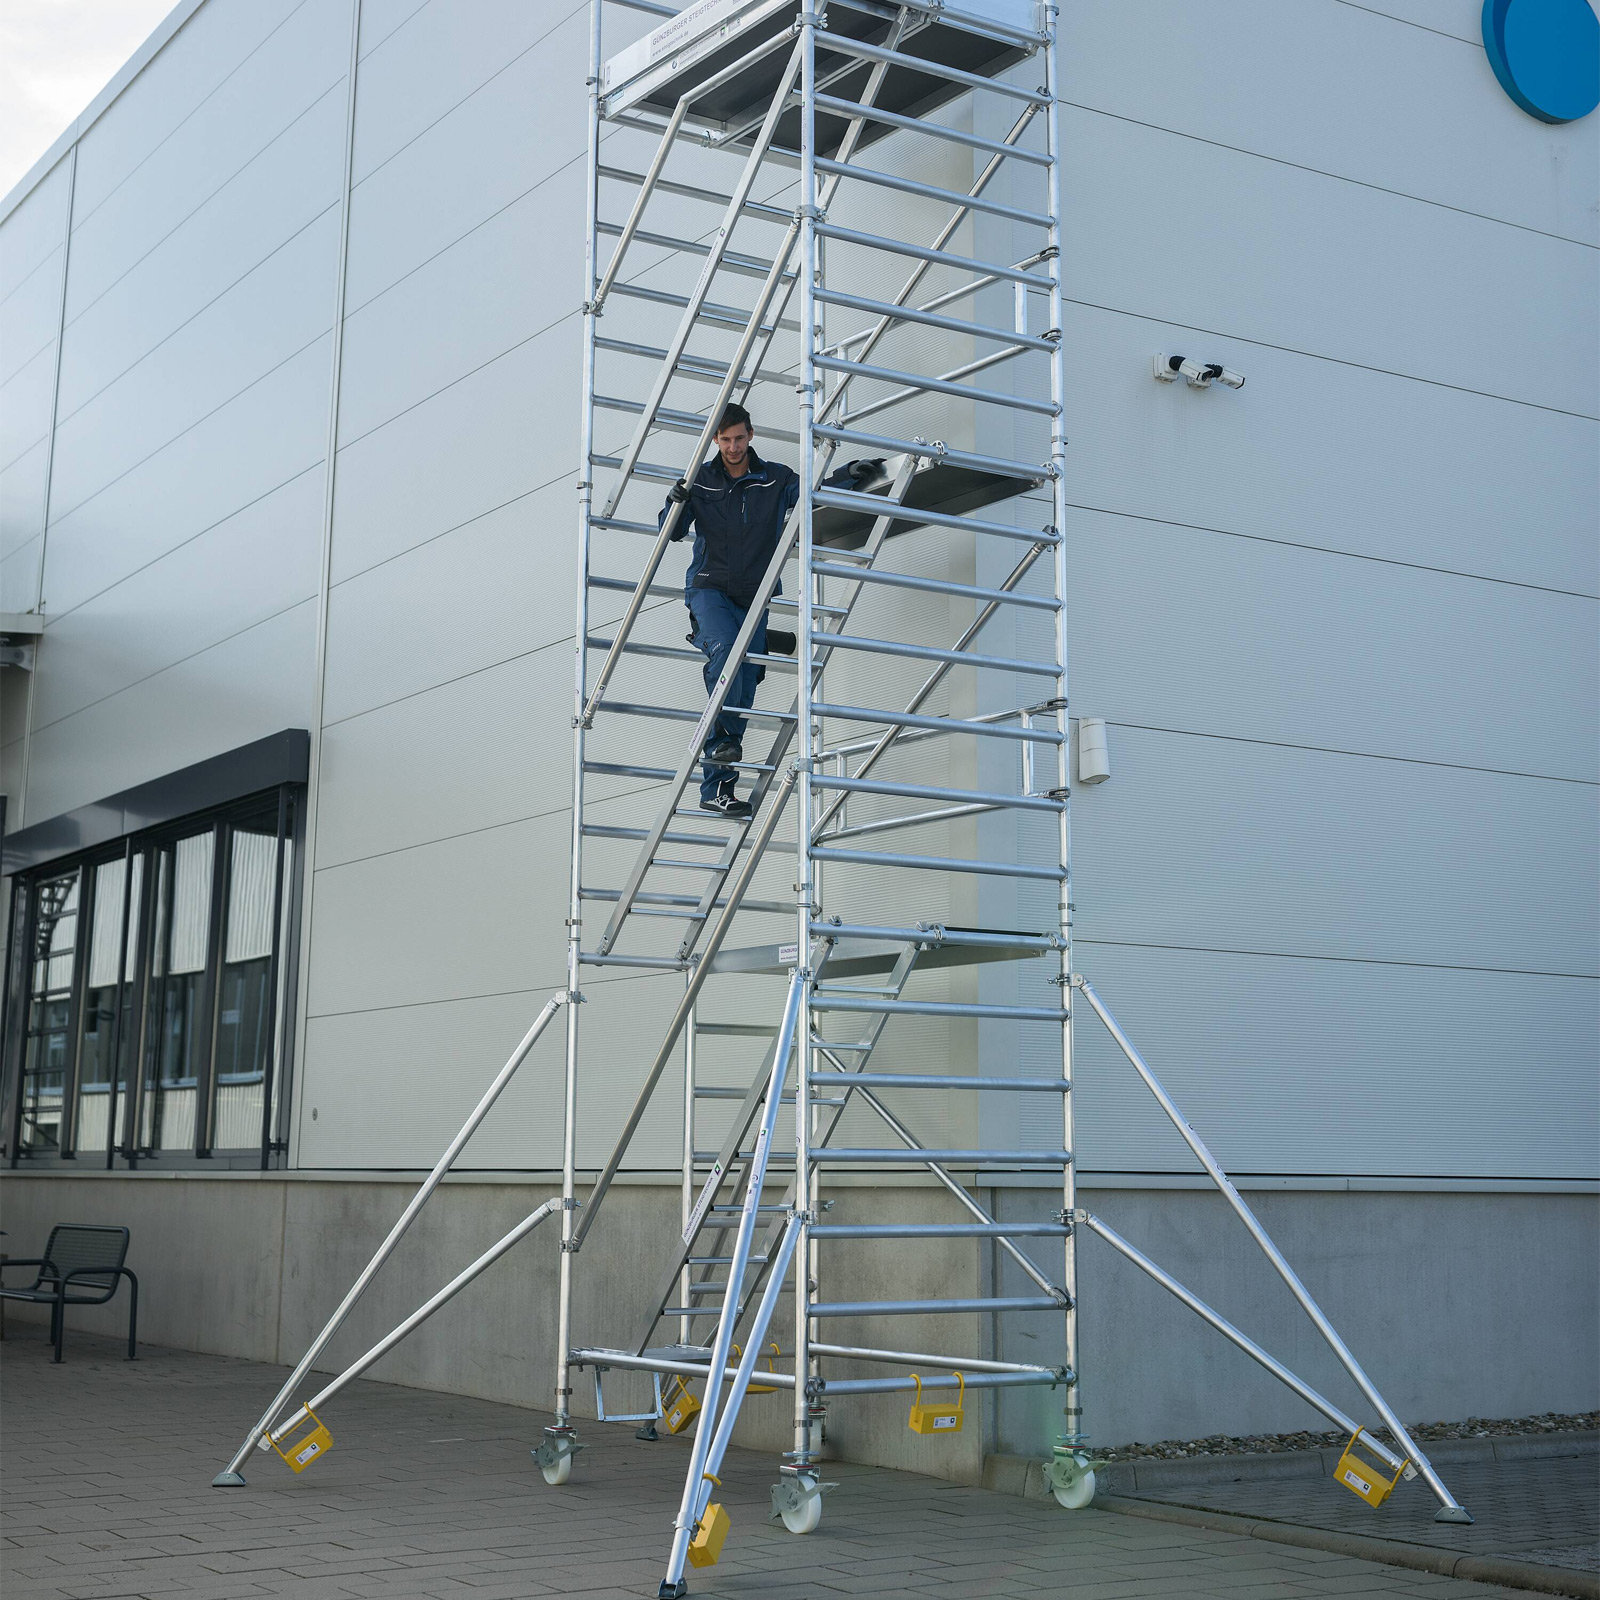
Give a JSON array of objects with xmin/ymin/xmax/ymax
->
[{"xmin": 1, "ymin": 785, "xmax": 304, "ymax": 1173}]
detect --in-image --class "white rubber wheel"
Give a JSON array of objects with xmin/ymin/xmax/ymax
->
[
  {"xmin": 541, "ymin": 1453, "xmax": 573, "ymax": 1486},
  {"xmin": 781, "ymin": 1492, "xmax": 823, "ymax": 1535},
  {"xmin": 1051, "ymin": 1457, "xmax": 1095, "ymax": 1510}
]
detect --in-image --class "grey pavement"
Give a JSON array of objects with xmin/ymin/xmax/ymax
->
[
  {"xmin": 0, "ymin": 1325, "xmax": 1550, "ymax": 1600},
  {"xmin": 1106, "ymin": 1445, "xmax": 1599, "ymax": 1577}
]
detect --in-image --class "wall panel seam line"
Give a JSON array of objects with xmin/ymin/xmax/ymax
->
[
  {"xmin": 35, "ymin": 462, "xmax": 323, "ymax": 626},
  {"xmin": 1105, "ymin": 719, "xmax": 1600, "ymax": 788},
  {"xmin": 1, "ymin": 334, "xmax": 58, "ymax": 387},
  {"xmin": 328, "ymin": 153, "xmax": 795, "ymax": 454},
  {"xmin": 290, "ymin": 0, "xmax": 363, "ymax": 1174},
  {"xmin": 1078, "ymin": 938, "xmax": 1599, "ymax": 982},
  {"xmin": 1066, "ymin": 296, "xmax": 1600, "ymax": 420},
  {"xmin": 53, "ymin": 200, "xmax": 342, "ymax": 431},
  {"xmin": 1060, "ymin": 99, "xmax": 1597, "ymax": 251},
  {"xmin": 17, "ymin": 143, "xmax": 77, "ymax": 831},
  {"xmin": 318, "ymin": 598, "xmax": 678, "ymax": 731},
  {"xmin": 305, "ymin": 970, "xmax": 658, "ymax": 1023},
  {"xmin": 26, "ymin": 594, "xmax": 318, "ymax": 738},
  {"xmin": 341, "ymin": 144, "xmax": 587, "ymax": 321},
  {"xmin": 346, "ymin": 0, "xmax": 587, "ymax": 195},
  {"xmin": 332, "ymin": 308, "xmax": 581, "ymax": 455},
  {"xmin": 0, "ymin": 241, "xmax": 67, "ymax": 315},
  {"xmin": 61, "ymin": 76, "xmax": 345, "ymax": 339},
  {"xmin": 356, "ymin": 0, "xmax": 432, "ymax": 64},
  {"xmin": 311, "ymin": 775, "xmax": 681, "ymax": 873},
  {"xmin": 45, "ymin": 330, "xmax": 330, "ymax": 529},
  {"xmin": 1331, "ymin": 0, "xmax": 1482, "ymax": 48},
  {"xmin": 0, "ymin": 0, "xmax": 208, "ymax": 225},
  {"xmin": 1066, "ymin": 499, "xmax": 1600, "ymax": 602},
  {"xmin": 327, "ymin": 469, "xmax": 576, "ymax": 592},
  {"xmin": 42, "ymin": 0, "xmax": 318, "ymax": 241},
  {"xmin": 0, "ymin": 429, "xmax": 50, "ymax": 481}
]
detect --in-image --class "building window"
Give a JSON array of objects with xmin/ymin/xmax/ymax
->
[
  {"xmin": 18, "ymin": 872, "xmax": 80, "ymax": 1154},
  {"xmin": 4, "ymin": 788, "xmax": 301, "ymax": 1171}
]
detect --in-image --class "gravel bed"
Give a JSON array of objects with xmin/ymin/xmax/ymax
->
[{"xmin": 1096, "ymin": 1411, "xmax": 1599, "ymax": 1463}]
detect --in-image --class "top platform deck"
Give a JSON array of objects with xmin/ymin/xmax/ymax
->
[{"xmin": 601, "ymin": 0, "xmax": 1042, "ymax": 154}]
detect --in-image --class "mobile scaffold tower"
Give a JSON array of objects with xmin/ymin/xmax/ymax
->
[{"xmin": 213, "ymin": 0, "xmax": 1471, "ymax": 1591}]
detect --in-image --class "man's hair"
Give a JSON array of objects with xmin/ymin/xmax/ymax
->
[{"xmin": 716, "ymin": 402, "xmax": 753, "ymax": 435}]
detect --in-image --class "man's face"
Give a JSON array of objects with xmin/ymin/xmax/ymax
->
[{"xmin": 715, "ymin": 423, "xmax": 752, "ymax": 473}]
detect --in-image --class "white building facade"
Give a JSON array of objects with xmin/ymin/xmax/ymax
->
[{"xmin": 1, "ymin": 0, "xmax": 1595, "ymax": 1473}]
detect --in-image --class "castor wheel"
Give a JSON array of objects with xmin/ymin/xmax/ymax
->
[{"xmin": 1046, "ymin": 1450, "xmax": 1096, "ymax": 1509}]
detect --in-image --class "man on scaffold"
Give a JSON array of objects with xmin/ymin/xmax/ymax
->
[{"xmin": 663, "ymin": 403, "xmax": 799, "ymax": 818}]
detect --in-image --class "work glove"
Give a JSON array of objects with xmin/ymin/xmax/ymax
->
[{"xmin": 668, "ymin": 479, "xmax": 692, "ymax": 504}]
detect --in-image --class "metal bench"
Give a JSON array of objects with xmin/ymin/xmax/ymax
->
[{"xmin": 0, "ymin": 1224, "xmax": 138, "ymax": 1363}]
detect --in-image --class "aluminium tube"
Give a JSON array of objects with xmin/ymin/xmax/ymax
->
[
  {"xmin": 215, "ymin": 994, "xmax": 565, "ymax": 1480},
  {"xmin": 806, "ymin": 918, "xmax": 1060, "ymax": 947},
  {"xmin": 808, "ymin": 1077, "xmax": 1069, "ymax": 1094},
  {"xmin": 555, "ymin": 0, "xmax": 607, "ymax": 1438},
  {"xmin": 265, "ymin": 1200, "xmax": 560, "ymax": 1444},
  {"xmin": 809, "ymin": 845, "xmax": 1065, "ymax": 881},
  {"xmin": 810, "ymin": 1296, "xmax": 1062, "ymax": 1316},
  {"xmin": 818, "ymin": 1372, "xmax": 1060, "ymax": 1395},
  {"xmin": 1042, "ymin": 0, "xmax": 1082, "ymax": 1452},
  {"xmin": 662, "ymin": 983, "xmax": 801, "ymax": 1587},
  {"xmin": 570, "ymin": 1348, "xmax": 796, "ymax": 1387},
  {"xmin": 697, "ymin": 1214, "xmax": 802, "ymax": 1506},
  {"xmin": 814, "ymin": 223, "xmax": 1052, "ymax": 289},
  {"xmin": 808, "ymin": 1341, "xmax": 1055, "ymax": 1374},
  {"xmin": 812, "ymin": 94, "xmax": 1051, "ymax": 163},
  {"xmin": 792, "ymin": 0, "xmax": 822, "ymax": 1474},
  {"xmin": 1080, "ymin": 1214, "xmax": 1406, "ymax": 1474},
  {"xmin": 1074, "ymin": 978, "xmax": 1468, "ymax": 1518},
  {"xmin": 810, "ymin": 33, "xmax": 1050, "ymax": 105}
]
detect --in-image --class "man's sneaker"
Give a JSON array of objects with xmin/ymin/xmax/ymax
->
[
  {"xmin": 700, "ymin": 788, "xmax": 753, "ymax": 819},
  {"xmin": 704, "ymin": 736, "xmax": 742, "ymax": 766},
  {"xmin": 766, "ymin": 628, "xmax": 796, "ymax": 656}
]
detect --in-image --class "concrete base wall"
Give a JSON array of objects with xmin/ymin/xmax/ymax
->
[{"xmin": 2, "ymin": 1174, "xmax": 1594, "ymax": 1481}]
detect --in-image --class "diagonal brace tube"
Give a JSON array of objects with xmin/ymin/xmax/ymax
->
[
  {"xmin": 264, "ymin": 1200, "xmax": 560, "ymax": 1447},
  {"xmin": 1080, "ymin": 1212, "xmax": 1407, "ymax": 1473},
  {"xmin": 662, "ymin": 988, "xmax": 802, "ymax": 1588},
  {"xmin": 1073, "ymin": 976, "xmax": 1469, "ymax": 1520},
  {"xmin": 668, "ymin": 1215, "xmax": 802, "ymax": 1590},
  {"xmin": 214, "ymin": 994, "xmax": 565, "ymax": 1482}
]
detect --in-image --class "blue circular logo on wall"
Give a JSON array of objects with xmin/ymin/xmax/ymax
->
[{"xmin": 1482, "ymin": 0, "xmax": 1600, "ymax": 122}]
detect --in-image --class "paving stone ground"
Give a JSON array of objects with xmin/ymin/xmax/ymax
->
[
  {"xmin": 0, "ymin": 1325, "xmax": 1548, "ymax": 1600},
  {"xmin": 1119, "ymin": 1447, "xmax": 1600, "ymax": 1575}
]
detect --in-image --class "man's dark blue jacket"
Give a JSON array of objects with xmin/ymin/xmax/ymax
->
[{"xmin": 663, "ymin": 447, "xmax": 800, "ymax": 609}]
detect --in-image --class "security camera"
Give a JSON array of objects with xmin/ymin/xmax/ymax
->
[{"xmin": 1153, "ymin": 353, "xmax": 1245, "ymax": 390}]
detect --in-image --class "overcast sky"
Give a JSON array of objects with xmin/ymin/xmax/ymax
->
[{"xmin": 1, "ymin": 0, "xmax": 177, "ymax": 200}]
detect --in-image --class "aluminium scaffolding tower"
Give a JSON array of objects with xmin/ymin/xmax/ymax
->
[{"xmin": 213, "ymin": 1, "xmax": 1472, "ymax": 1592}]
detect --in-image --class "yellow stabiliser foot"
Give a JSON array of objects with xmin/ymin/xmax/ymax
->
[
  {"xmin": 269, "ymin": 1410, "xmax": 332, "ymax": 1474},
  {"xmin": 663, "ymin": 1380, "xmax": 702, "ymax": 1435},
  {"xmin": 908, "ymin": 1372, "xmax": 964, "ymax": 1435},
  {"xmin": 1335, "ymin": 1431, "xmax": 1409, "ymax": 1508},
  {"xmin": 688, "ymin": 1502, "xmax": 730, "ymax": 1568}
]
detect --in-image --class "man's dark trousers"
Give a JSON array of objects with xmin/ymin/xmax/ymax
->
[{"xmin": 687, "ymin": 587, "xmax": 767, "ymax": 802}]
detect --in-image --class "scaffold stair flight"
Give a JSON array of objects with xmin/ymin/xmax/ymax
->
[{"xmin": 207, "ymin": 0, "xmax": 1472, "ymax": 1590}]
